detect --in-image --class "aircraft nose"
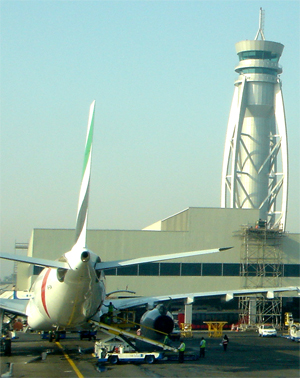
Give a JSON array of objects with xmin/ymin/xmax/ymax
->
[{"xmin": 81, "ymin": 251, "xmax": 90, "ymax": 262}]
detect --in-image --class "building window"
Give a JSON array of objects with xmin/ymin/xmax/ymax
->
[
  {"xmin": 265, "ymin": 264, "xmax": 283, "ymax": 276},
  {"xmin": 139, "ymin": 263, "xmax": 159, "ymax": 276},
  {"xmin": 117, "ymin": 265, "xmax": 138, "ymax": 276},
  {"xmin": 202, "ymin": 263, "xmax": 222, "ymax": 276},
  {"xmin": 181, "ymin": 263, "xmax": 202, "ymax": 276},
  {"xmin": 241, "ymin": 264, "xmax": 258, "ymax": 276},
  {"xmin": 223, "ymin": 264, "xmax": 240, "ymax": 276},
  {"xmin": 240, "ymin": 67, "xmax": 277, "ymax": 76},
  {"xmin": 160, "ymin": 263, "xmax": 181, "ymax": 276},
  {"xmin": 238, "ymin": 50, "xmax": 278, "ymax": 62},
  {"xmin": 103, "ymin": 262, "xmax": 299, "ymax": 278},
  {"xmin": 284, "ymin": 265, "xmax": 300, "ymax": 277},
  {"xmin": 105, "ymin": 268, "xmax": 117, "ymax": 276}
]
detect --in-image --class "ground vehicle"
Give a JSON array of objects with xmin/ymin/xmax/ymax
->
[
  {"xmin": 93, "ymin": 321, "xmax": 178, "ymax": 365},
  {"xmin": 289, "ymin": 323, "xmax": 300, "ymax": 342},
  {"xmin": 258, "ymin": 324, "xmax": 277, "ymax": 337},
  {"xmin": 97, "ymin": 349, "xmax": 164, "ymax": 364},
  {"xmin": 95, "ymin": 340, "xmax": 165, "ymax": 364}
]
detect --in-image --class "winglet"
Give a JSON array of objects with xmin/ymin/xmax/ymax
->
[{"xmin": 74, "ymin": 101, "xmax": 96, "ymax": 248}]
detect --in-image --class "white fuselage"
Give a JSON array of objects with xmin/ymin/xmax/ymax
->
[{"xmin": 25, "ymin": 248, "xmax": 105, "ymax": 331}]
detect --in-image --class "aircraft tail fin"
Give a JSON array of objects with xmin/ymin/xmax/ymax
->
[{"xmin": 74, "ymin": 101, "xmax": 96, "ymax": 248}]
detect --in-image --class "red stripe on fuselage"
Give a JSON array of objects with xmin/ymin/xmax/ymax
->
[{"xmin": 41, "ymin": 268, "xmax": 51, "ymax": 318}]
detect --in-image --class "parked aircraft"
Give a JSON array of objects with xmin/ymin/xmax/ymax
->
[{"xmin": 0, "ymin": 101, "xmax": 298, "ymax": 340}]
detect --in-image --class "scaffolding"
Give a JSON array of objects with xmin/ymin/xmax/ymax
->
[{"xmin": 237, "ymin": 223, "xmax": 284, "ymax": 328}]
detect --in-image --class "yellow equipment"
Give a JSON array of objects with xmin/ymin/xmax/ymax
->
[
  {"xmin": 284, "ymin": 312, "xmax": 294, "ymax": 327},
  {"xmin": 204, "ymin": 321, "xmax": 228, "ymax": 337}
]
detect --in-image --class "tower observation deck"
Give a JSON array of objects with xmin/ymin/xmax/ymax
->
[{"xmin": 221, "ymin": 9, "xmax": 288, "ymax": 231}]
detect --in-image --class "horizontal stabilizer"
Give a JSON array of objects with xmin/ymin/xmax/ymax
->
[
  {"xmin": 0, "ymin": 253, "xmax": 70, "ymax": 270},
  {"xmin": 95, "ymin": 247, "xmax": 231, "ymax": 270},
  {"xmin": 0, "ymin": 298, "xmax": 29, "ymax": 316}
]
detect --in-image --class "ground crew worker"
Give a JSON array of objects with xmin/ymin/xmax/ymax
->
[
  {"xmin": 4, "ymin": 331, "xmax": 12, "ymax": 356},
  {"xmin": 108, "ymin": 302, "xmax": 116, "ymax": 316},
  {"xmin": 103, "ymin": 302, "xmax": 117, "ymax": 321},
  {"xmin": 199, "ymin": 336, "xmax": 206, "ymax": 358},
  {"xmin": 222, "ymin": 334, "xmax": 229, "ymax": 351},
  {"xmin": 178, "ymin": 340, "xmax": 185, "ymax": 363}
]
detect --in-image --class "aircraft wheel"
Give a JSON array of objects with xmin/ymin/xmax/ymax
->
[
  {"xmin": 145, "ymin": 355, "xmax": 155, "ymax": 364},
  {"xmin": 109, "ymin": 355, "xmax": 118, "ymax": 365}
]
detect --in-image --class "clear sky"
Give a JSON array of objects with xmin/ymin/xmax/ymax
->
[{"xmin": 0, "ymin": 1, "xmax": 299, "ymax": 279}]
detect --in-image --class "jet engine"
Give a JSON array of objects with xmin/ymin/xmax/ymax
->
[{"xmin": 140, "ymin": 304, "xmax": 174, "ymax": 340}]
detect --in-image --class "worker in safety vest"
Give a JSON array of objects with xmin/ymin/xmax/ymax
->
[
  {"xmin": 199, "ymin": 337, "xmax": 206, "ymax": 358},
  {"xmin": 108, "ymin": 302, "xmax": 116, "ymax": 315},
  {"xmin": 103, "ymin": 302, "xmax": 116, "ymax": 317},
  {"xmin": 178, "ymin": 340, "xmax": 185, "ymax": 363}
]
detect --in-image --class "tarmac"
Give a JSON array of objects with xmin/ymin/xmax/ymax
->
[{"xmin": 0, "ymin": 330, "xmax": 299, "ymax": 378}]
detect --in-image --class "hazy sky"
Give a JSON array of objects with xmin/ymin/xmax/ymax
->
[{"xmin": 0, "ymin": 1, "xmax": 299, "ymax": 279}]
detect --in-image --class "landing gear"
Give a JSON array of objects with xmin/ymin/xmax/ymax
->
[
  {"xmin": 49, "ymin": 331, "xmax": 54, "ymax": 342},
  {"xmin": 48, "ymin": 330, "xmax": 63, "ymax": 342},
  {"xmin": 55, "ymin": 331, "xmax": 60, "ymax": 342}
]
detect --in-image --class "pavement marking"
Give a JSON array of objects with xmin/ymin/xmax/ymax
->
[{"xmin": 56, "ymin": 342, "xmax": 84, "ymax": 378}]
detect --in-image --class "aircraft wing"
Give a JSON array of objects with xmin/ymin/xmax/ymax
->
[
  {"xmin": 0, "ymin": 298, "xmax": 29, "ymax": 316},
  {"xmin": 103, "ymin": 286, "xmax": 300, "ymax": 311},
  {"xmin": 95, "ymin": 247, "xmax": 231, "ymax": 270},
  {"xmin": 0, "ymin": 252, "xmax": 70, "ymax": 269}
]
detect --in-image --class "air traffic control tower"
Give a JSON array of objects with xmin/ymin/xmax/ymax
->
[{"xmin": 221, "ymin": 9, "xmax": 288, "ymax": 231}]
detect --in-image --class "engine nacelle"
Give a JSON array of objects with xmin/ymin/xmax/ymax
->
[{"xmin": 140, "ymin": 304, "xmax": 174, "ymax": 341}]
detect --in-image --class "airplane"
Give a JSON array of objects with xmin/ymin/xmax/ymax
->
[{"xmin": 0, "ymin": 101, "xmax": 298, "ymax": 341}]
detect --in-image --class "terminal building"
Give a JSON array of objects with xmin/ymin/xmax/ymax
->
[{"xmin": 14, "ymin": 10, "xmax": 299, "ymax": 327}]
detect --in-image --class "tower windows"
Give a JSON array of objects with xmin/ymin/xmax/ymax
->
[
  {"xmin": 238, "ymin": 50, "xmax": 279, "ymax": 62},
  {"xmin": 238, "ymin": 67, "xmax": 277, "ymax": 76}
]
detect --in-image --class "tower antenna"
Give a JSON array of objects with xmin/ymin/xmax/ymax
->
[{"xmin": 255, "ymin": 8, "xmax": 265, "ymax": 40}]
